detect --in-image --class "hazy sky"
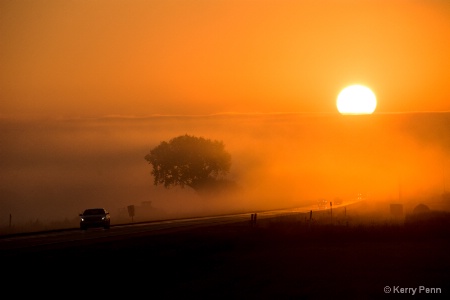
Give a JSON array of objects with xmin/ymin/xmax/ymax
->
[{"xmin": 1, "ymin": 0, "xmax": 450, "ymax": 119}]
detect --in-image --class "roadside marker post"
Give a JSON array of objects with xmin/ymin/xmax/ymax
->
[{"xmin": 250, "ymin": 213, "xmax": 258, "ymax": 226}]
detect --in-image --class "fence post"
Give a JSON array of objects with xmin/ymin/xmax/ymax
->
[
  {"xmin": 330, "ymin": 202, "xmax": 333, "ymax": 223},
  {"xmin": 309, "ymin": 210, "xmax": 312, "ymax": 229}
]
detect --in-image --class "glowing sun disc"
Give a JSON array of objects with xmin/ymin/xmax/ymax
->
[{"xmin": 337, "ymin": 85, "xmax": 377, "ymax": 115}]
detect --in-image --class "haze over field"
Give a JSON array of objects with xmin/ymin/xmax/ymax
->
[
  {"xmin": 1, "ymin": 112, "xmax": 449, "ymax": 225},
  {"xmin": 1, "ymin": 1, "xmax": 450, "ymax": 227}
]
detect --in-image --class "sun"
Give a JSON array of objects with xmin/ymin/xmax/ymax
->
[{"xmin": 336, "ymin": 85, "xmax": 377, "ymax": 115}]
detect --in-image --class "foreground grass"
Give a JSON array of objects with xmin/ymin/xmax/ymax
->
[
  {"xmin": 255, "ymin": 209, "xmax": 450, "ymax": 242},
  {"xmin": 5, "ymin": 209, "xmax": 449, "ymax": 298}
]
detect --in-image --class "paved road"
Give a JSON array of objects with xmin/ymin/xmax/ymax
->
[{"xmin": 0, "ymin": 206, "xmax": 323, "ymax": 255}]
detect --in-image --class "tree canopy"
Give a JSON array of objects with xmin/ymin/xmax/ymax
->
[{"xmin": 144, "ymin": 134, "xmax": 234, "ymax": 193}]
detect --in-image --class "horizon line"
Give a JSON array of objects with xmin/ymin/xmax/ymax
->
[{"xmin": 1, "ymin": 110, "xmax": 449, "ymax": 121}]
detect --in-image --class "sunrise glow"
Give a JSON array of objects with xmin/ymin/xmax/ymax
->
[
  {"xmin": 336, "ymin": 85, "xmax": 377, "ymax": 115},
  {"xmin": 1, "ymin": 1, "xmax": 450, "ymax": 292}
]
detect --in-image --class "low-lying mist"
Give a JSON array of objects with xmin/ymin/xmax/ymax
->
[{"xmin": 1, "ymin": 112, "xmax": 449, "ymax": 228}]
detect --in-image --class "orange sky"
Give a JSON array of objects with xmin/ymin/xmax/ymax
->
[{"xmin": 1, "ymin": 0, "xmax": 450, "ymax": 118}]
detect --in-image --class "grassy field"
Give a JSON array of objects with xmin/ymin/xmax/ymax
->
[{"xmin": 5, "ymin": 203, "xmax": 450, "ymax": 299}]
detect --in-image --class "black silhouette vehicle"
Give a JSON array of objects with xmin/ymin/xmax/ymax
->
[{"xmin": 79, "ymin": 208, "xmax": 110, "ymax": 230}]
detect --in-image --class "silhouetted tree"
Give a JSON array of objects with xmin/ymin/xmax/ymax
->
[{"xmin": 144, "ymin": 134, "xmax": 234, "ymax": 194}]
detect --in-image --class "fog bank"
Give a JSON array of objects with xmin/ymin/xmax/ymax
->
[{"xmin": 1, "ymin": 112, "xmax": 449, "ymax": 226}]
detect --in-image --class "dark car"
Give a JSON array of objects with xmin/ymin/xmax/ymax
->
[{"xmin": 79, "ymin": 208, "xmax": 111, "ymax": 230}]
